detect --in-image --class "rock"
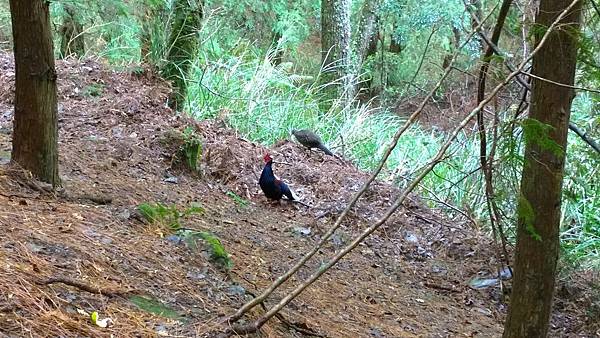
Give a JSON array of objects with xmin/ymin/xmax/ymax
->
[
  {"xmin": 226, "ymin": 284, "xmax": 246, "ymax": 297},
  {"xmin": 404, "ymin": 232, "xmax": 419, "ymax": 244},
  {"xmin": 186, "ymin": 271, "xmax": 206, "ymax": 281},
  {"xmin": 164, "ymin": 176, "xmax": 178, "ymax": 184},
  {"xmin": 116, "ymin": 209, "xmax": 131, "ymax": 221},
  {"xmin": 369, "ymin": 327, "xmax": 385, "ymax": 338},
  {"xmin": 469, "ymin": 277, "xmax": 499, "ymax": 289},
  {"xmin": 165, "ymin": 235, "xmax": 183, "ymax": 245},
  {"xmin": 292, "ymin": 226, "xmax": 311, "ymax": 236}
]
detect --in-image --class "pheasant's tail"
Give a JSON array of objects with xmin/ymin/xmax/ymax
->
[{"xmin": 318, "ymin": 144, "xmax": 333, "ymax": 156}]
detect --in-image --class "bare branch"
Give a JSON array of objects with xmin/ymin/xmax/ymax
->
[
  {"xmin": 568, "ymin": 122, "xmax": 600, "ymax": 154},
  {"xmin": 520, "ymin": 70, "xmax": 600, "ymax": 94}
]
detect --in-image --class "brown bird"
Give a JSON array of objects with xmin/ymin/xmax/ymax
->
[{"xmin": 292, "ymin": 129, "xmax": 333, "ymax": 156}]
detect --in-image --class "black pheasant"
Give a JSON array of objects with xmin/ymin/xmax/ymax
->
[
  {"xmin": 259, "ymin": 153, "xmax": 296, "ymax": 201},
  {"xmin": 292, "ymin": 129, "xmax": 333, "ymax": 155}
]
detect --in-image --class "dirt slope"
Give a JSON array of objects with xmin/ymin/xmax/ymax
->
[{"xmin": 0, "ymin": 52, "xmax": 597, "ymax": 337}]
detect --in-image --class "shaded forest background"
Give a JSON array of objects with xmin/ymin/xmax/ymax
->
[{"xmin": 0, "ymin": 0, "xmax": 597, "ymax": 267}]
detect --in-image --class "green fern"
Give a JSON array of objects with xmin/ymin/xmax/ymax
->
[
  {"xmin": 517, "ymin": 195, "xmax": 542, "ymax": 242},
  {"xmin": 137, "ymin": 202, "xmax": 203, "ymax": 230},
  {"xmin": 178, "ymin": 229, "xmax": 233, "ymax": 269},
  {"xmin": 180, "ymin": 126, "xmax": 202, "ymax": 172},
  {"xmin": 521, "ymin": 118, "xmax": 564, "ymax": 158},
  {"xmin": 226, "ymin": 191, "xmax": 249, "ymax": 207}
]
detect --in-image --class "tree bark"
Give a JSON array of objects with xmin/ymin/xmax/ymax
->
[
  {"xmin": 9, "ymin": 0, "xmax": 60, "ymax": 187},
  {"xmin": 355, "ymin": 0, "xmax": 379, "ymax": 65},
  {"xmin": 162, "ymin": 0, "xmax": 203, "ymax": 110},
  {"xmin": 503, "ymin": 0, "xmax": 582, "ymax": 336},
  {"xmin": 321, "ymin": 0, "xmax": 353, "ymax": 103}
]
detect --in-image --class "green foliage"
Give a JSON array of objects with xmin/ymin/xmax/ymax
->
[
  {"xmin": 137, "ymin": 202, "xmax": 204, "ymax": 230},
  {"xmin": 129, "ymin": 295, "xmax": 184, "ymax": 320},
  {"xmin": 180, "ymin": 126, "xmax": 202, "ymax": 172},
  {"xmin": 178, "ymin": 229, "xmax": 233, "ymax": 269},
  {"xmin": 82, "ymin": 83, "xmax": 105, "ymax": 97},
  {"xmin": 138, "ymin": 202, "xmax": 230, "ymax": 269},
  {"xmin": 517, "ymin": 195, "xmax": 542, "ymax": 242},
  {"xmin": 578, "ymin": 31, "xmax": 600, "ymax": 85},
  {"xmin": 560, "ymin": 93, "xmax": 600, "ymax": 268},
  {"xmin": 226, "ymin": 191, "xmax": 249, "ymax": 207},
  {"xmin": 521, "ymin": 118, "xmax": 563, "ymax": 157}
]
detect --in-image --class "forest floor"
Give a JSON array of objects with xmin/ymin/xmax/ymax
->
[{"xmin": 0, "ymin": 51, "xmax": 598, "ymax": 337}]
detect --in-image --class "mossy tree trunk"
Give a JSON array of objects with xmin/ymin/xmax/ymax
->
[
  {"xmin": 59, "ymin": 5, "xmax": 85, "ymax": 58},
  {"xmin": 503, "ymin": 0, "xmax": 582, "ymax": 336},
  {"xmin": 163, "ymin": 0, "xmax": 204, "ymax": 110},
  {"xmin": 355, "ymin": 0, "xmax": 379, "ymax": 65},
  {"xmin": 9, "ymin": 0, "xmax": 60, "ymax": 187},
  {"xmin": 321, "ymin": 0, "xmax": 353, "ymax": 105}
]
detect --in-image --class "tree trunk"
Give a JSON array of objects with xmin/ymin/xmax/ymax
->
[
  {"xmin": 321, "ymin": 0, "xmax": 353, "ymax": 104},
  {"xmin": 9, "ymin": 0, "xmax": 60, "ymax": 187},
  {"xmin": 321, "ymin": 0, "xmax": 335, "ymax": 70},
  {"xmin": 162, "ymin": 0, "xmax": 203, "ymax": 110},
  {"xmin": 503, "ymin": 0, "xmax": 582, "ymax": 336},
  {"xmin": 355, "ymin": 0, "xmax": 379, "ymax": 65},
  {"xmin": 366, "ymin": 31, "xmax": 378, "ymax": 58},
  {"xmin": 59, "ymin": 5, "xmax": 85, "ymax": 58}
]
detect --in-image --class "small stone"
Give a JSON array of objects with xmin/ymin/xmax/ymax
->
[
  {"xmin": 226, "ymin": 284, "xmax": 246, "ymax": 296},
  {"xmin": 165, "ymin": 235, "xmax": 183, "ymax": 245},
  {"xmin": 186, "ymin": 271, "xmax": 206, "ymax": 281},
  {"xmin": 164, "ymin": 176, "xmax": 178, "ymax": 184},
  {"xmin": 116, "ymin": 209, "xmax": 131, "ymax": 220},
  {"xmin": 292, "ymin": 226, "xmax": 311, "ymax": 236},
  {"xmin": 404, "ymin": 232, "xmax": 419, "ymax": 243}
]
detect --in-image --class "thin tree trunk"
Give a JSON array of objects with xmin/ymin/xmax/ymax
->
[
  {"xmin": 321, "ymin": 0, "xmax": 335, "ymax": 69},
  {"xmin": 503, "ymin": 0, "xmax": 582, "ymax": 336},
  {"xmin": 9, "ymin": 0, "xmax": 60, "ymax": 187},
  {"xmin": 472, "ymin": 0, "xmax": 514, "ymax": 276}
]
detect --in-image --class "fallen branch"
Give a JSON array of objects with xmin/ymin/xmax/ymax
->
[
  {"xmin": 35, "ymin": 276, "xmax": 133, "ymax": 297},
  {"xmin": 424, "ymin": 282, "xmax": 461, "ymax": 293}
]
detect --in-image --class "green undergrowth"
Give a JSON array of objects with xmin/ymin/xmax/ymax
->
[
  {"xmin": 137, "ymin": 202, "xmax": 233, "ymax": 269},
  {"xmin": 129, "ymin": 295, "xmax": 185, "ymax": 321}
]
